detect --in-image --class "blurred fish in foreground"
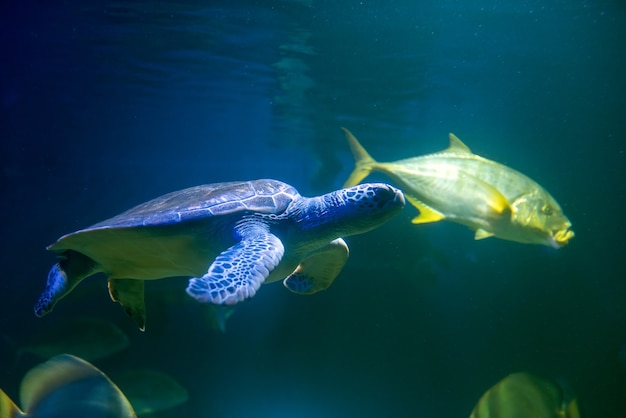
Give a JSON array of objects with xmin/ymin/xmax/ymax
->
[
  {"xmin": 114, "ymin": 369, "xmax": 189, "ymax": 416},
  {"xmin": 0, "ymin": 354, "xmax": 136, "ymax": 418},
  {"xmin": 470, "ymin": 372, "xmax": 581, "ymax": 418},
  {"xmin": 4, "ymin": 317, "xmax": 129, "ymax": 363},
  {"xmin": 342, "ymin": 128, "xmax": 574, "ymax": 248}
]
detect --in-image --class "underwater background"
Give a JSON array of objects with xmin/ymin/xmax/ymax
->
[{"xmin": 1, "ymin": 0, "xmax": 625, "ymax": 417}]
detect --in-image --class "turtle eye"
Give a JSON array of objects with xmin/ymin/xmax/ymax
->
[{"xmin": 541, "ymin": 204, "xmax": 553, "ymax": 215}]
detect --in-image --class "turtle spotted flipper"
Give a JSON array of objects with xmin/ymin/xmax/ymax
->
[
  {"xmin": 108, "ymin": 279, "xmax": 146, "ymax": 331},
  {"xmin": 284, "ymin": 238, "xmax": 349, "ymax": 294},
  {"xmin": 35, "ymin": 250, "xmax": 101, "ymax": 317},
  {"xmin": 186, "ymin": 227, "xmax": 285, "ymax": 305}
]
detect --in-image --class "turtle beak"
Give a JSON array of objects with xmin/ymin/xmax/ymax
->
[
  {"xmin": 380, "ymin": 184, "xmax": 405, "ymax": 208},
  {"xmin": 393, "ymin": 187, "xmax": 405, "ymax": 206}
]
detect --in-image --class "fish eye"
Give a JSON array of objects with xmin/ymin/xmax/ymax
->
[{"xmin": 541, "ymin": 204, "xmax": 553, "ymax": 215}]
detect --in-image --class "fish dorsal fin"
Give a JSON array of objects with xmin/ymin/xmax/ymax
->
[
  {"xmin": 446, "ymin": 133, "xmax": 472, "ymax": 154},
  {"xmin": 406, "ymin": 195, "xmax": 446, "ymax": 224}
]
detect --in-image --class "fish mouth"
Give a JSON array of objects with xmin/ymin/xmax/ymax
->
[{"xmin": 552, "ymin": 227, "xmax": 575, "ymax": 247}]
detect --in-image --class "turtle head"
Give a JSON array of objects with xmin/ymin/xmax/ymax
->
[
  {"xmin": 34, "ymin": 250, "xmax": 100, "ymax": 318},
  {"xmin": 337, "ymin": 183, "xmax": 405, "ymax": 232},
  {"xmin": 296, "ymin": 183, "xmax": 404, "ymax": 235}
]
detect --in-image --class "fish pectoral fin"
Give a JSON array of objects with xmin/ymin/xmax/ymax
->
[
  {"xmin": 474, "ymin": 229, "xmax": 494, "ymax": 240},
  {"xmin": 406, "ymin": 196, "xmax": 445, "ymax": 224},
  {"xmin": 486, "ymin": 188, "xmax": 512, "ymax": 216},
  {"xmin": 468, "ymin": 176, "xmax": 512, "ymax": 217}
]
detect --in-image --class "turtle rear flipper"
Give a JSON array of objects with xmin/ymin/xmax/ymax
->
[
  {"xmin": 284, "ymin": 238, "xmax": 349, "ymax": 294},
  {"xmin": 109, "ymin": 279, "xmax": 146, "ymax": 331},
  {"xmin": 34, "ymin": 250, "xmax": 100, "ymax": 317},
  {"xmin": 186, "ymin": 228, "xmax": 284, "ymax": 305}
]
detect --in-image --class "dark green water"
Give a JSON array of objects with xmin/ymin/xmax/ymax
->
[{"xmin": 1, "ymin": 0, "xmax": 625, "ymax": 416}]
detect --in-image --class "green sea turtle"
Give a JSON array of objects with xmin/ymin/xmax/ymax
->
[{"xmin": 35, "ymin": 179, "xmax": 404, "ymax": 330}]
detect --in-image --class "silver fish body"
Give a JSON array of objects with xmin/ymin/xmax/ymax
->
[{"xmin": 343, "ymin": 128, "xmax": 574, "ymax": 247}]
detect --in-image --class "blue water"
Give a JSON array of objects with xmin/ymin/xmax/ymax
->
[{"xmin": 1, "ymin": 0, "xmax": 625, "ymax": 416}]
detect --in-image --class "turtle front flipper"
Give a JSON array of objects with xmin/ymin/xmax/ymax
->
[
  {"xmin": 108, "ymin": 279, "xmax": 146, "ymax": 331},
  {"xmin": 34, "ymin": 250, "xmax": 101, "ymax": 317},
  {"xmin": 284, "ymin": 238, "xmax": 349, "ymax": 294},
  {"xmin": 186, "ymin": 228, "xmax": 285, "ymax": 305}
]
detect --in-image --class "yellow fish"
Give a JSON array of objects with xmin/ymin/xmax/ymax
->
[
  {"xmin": 342, "ymin": 128, "xmax": 574, "ymax": 248},
  {"xmin": 470, "ymin": 372, "xmax": 581, "ymax": 418}
]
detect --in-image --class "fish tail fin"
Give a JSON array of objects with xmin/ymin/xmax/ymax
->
[
  {"xmin": 341, "ymin": 127, "xmax": 378, "ymax": 187},
  {"xmin": 0, "ymin": 388, "xmax": 26, "ymax": 418}
]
